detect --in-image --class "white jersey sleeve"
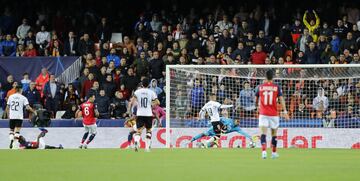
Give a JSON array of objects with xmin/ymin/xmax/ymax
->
[
  {"xmin": 7, "ymin": 93, "xmax": 29, "ymax": 120},
  {"xmin": 135, "ymin": 88, "xmax": 157, "ymax": 117}
]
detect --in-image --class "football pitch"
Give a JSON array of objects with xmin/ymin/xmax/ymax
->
[{"xmin": 0, "ymin": 149, "xmax": 359, "ymax": 181}]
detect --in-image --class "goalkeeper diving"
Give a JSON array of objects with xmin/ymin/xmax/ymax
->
[{"xmin": 191, "ymin": 109, "xmax": 256, "ymax": 148}]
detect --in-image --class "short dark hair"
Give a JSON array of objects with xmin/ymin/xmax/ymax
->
[
  {"xmin": 266, "ymin": 70, "xmax": 274, "ymax": 80},
  {"xmin": 142, "ymin": 78, "xmax": 150, "ymax": 87},
  {"xmin": 210, "ymin": 93, "xmax": 216, "ymax": 97}
]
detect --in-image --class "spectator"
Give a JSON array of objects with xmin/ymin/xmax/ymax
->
[
  {"xmin": 0, "ymin": 34, "xmax": 16, "ymax": 56},
  {"xmin": 313, "ymin": 88, "xmax": 329, "ymax": 118},
  {"xmin": 132, "ymin": 51, "xmax": 149, "ymax": 78},
  {"xmin": 61, "ymin": 104, "xmax": 77, "ymax": 119},
  {"xmin": 174, "ymin": 89, "xmax": 187, "ymax": 119},
  {"xmin": 96, "ymin": 89, "xmax": 111, "ymax": 119},
  {"xmin": 294, "ymin": 103, "xmax": 310, "ymax": 118},
  {"xmin": 78, "ymin": 33, "xmax": 94, "ymax": 57},
  {"xmin": 333, "ymin": 19, "xmax": 346, "ymax": 39},
  {"xmin": 305, "ymin": 42, "xmax": 320, "ymax": 64},
  {"xmin": 110, "ymin": 91, "xmax": 128, "ymax": 118},
  {"xmin": 250, "ymin": 44, "xmax": 267, "ymax": 64},
  {"xmin": 303, "ymin": 10, "xmax": 320, "ymax": 42},
  {"xmin": 269, "ymin": 36, "xmax": 287, "ymax": 59},
  {"xmin": 216, "ymin": 15, "xmax": 233, "ymax": 31},
  {"xmin": 291, "ymin": 19, "xmax": 303, "ymax": 44},
  {"xmin": 23, "ymin": 82, "xmax": 41, "ymax": 107},
  {"xmin": 81, "ymin": 73, "xmax": 95, "ymax": 99},
  {"xmin": 351, "ymin": 53, "xmax": 359, "ymax": 64},
  {"xmin": 15, "ymin": 44, "xmax": 25, "ymax": 57},
  {"xmin": 96, "ymin": 17, "xmax": 112, "ymax": 43},
  {"xmin": 238, "ymin": 81, "xmax": 256, "ymax": 117},
  {"xmin": 121, "ymin": 67, "xmax": 140, "ymax": 94},
  {"xmin": 190, "ymin": 78, "xmax": 204, "ymax": 117},
  {"xmin": 23, "ymin": 31, "xmax": 36, "ymax": 48},
  {"xmin": 150, "ymin": 14, "xmax": 162, "ymax": 32},
  {"xmin": 106, "ymin": 48, "xmax": 121, "ymax": 67},
  {"xmin": 296, "ymin": 28, "xmax": 313, "ymax": 53},
  {"xmin": 102, "ymin": 74, "xmax": 116, "ymax": 98},
  {"xmin": 218, "ymin": 29, "xmax": 236, "ymax": 53},
  {"xmin": 149, "ymin": 51, "xmax": 165, "ymax": 80},
  {"xmin": 330, "ymin": 34, "xmax": 340, "ymax": 54},
  {"xmin": 63, "ymin": 84, "xmax": 80, "ymax": 110},
  {"xmin": 16, "ymin": 18, "xmax": 31, "ymax": 44},
  {"xmin": 340, "ymin": 32, "xmax": 358, "ymax": 53},
  {"xmin": 6, "ymin": 81, "xmax": 18, "ymax": 99},
  {"xmin": 149, "ymin": 79, "xmax": 163, "ymax": 96},
  {"xmin": 35, "ymin": 68, "xmax": 50, "ymax": 96},
  {"xmin": 119, "ymin": 84, "xmax": 130, "ymax": 100},
  {"xmin": 36, "ymin": 25, "xmax": 50, "ymax": 55},
  {"xmin": 23, "ymin": 43, "xmax": 37, "ymax": 57},
  {"xmin": 319, "ymin": 22, "xmax": 333, "ymax": 38},
  {"xmin": 21, "ymin": 72, "xmax": 31, "ymax": 91},
  {"xmin": 64, "ymin": 31, "xmax": 78, "ymax": 56},
  {"xmin": 87, "ymin": 81, "xmax": 100, "ymax": 99},
  {"xmin": 43, "ymin": 74, "xmax": 61, "ymax": 116},
  {"xmin": 49, "ymin": 40, "xmax": 63, "ymax": 56}
]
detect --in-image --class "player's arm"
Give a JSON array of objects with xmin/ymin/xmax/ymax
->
[
  {"xmin": 279, "ymin": 96, "xmax": 289, "ymax": 120},
  {"xmin": 94, "ymin": 105, "xmax": 100, "ymax": 118},
  {"xmin": 5, "ymin": 104, "xmax": 9, "ymax": 119},
  {"xmin": 25, "ymin": 105, "xmax": 37, "ymax": 116},
  {"xmin": 219, "ymin": 104, "xmax": 233, "ymax": 109},
  {"xmin": 198, "ymin": 106, "xmax": 206, "ymax": 120}
]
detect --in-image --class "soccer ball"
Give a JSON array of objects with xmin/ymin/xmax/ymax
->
[{"xmin": 248, "ymin": 141, "xmax": 256, "ymax": 148}]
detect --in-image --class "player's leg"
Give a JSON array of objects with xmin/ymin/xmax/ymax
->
[
  {"xmin": 144, "ymin": 117, "xmax": 153, "ymax": 151},
  {"xmin": 270, "ymin": 116, "xmax": 280, "ymax": 159},
  {"xmin": 134, "ymin": 117, "xmax": 145, "ymax": 152},
  {"xmin": 85, "ymin": 124, "xmax": 97, "ymax": 148},
  {"xmin": 128, "ymin": 129, "xmax": 136, "ymax": 146},
  {"xmin": 207, "ymin": 121, "xmax": 223, "ymax": 148},
  {"xmin": 9, "ymin": 120, "xmax": 16, "ymax": 149},
  {"xmin": 259, "ymin": 115, "xmax": 269, "ymax": 159},
  {"xmin": 80, "ymin": 125, "xmax": 90, "ymax": 149},
  {"xmin": 13, "ymin": 120, "xmax": 23, "ymax": 149}
]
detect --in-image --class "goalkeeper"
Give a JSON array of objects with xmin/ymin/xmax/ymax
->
[{"xmin": 190, "ymin": 109, "xmax": 255, "ymax": 148}]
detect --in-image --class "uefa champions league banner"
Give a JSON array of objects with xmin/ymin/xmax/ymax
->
[
  {"xmin": 0, "ymin": 128, "xmax": 359, "ymax": 149},
  {"xmin": 0, "ymin": 56, "xmax": 80, "ymax": 83}
]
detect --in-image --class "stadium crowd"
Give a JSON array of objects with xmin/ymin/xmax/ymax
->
[{"xmin": 0, "ymin": 0, "xmax": 359, "ymax": 127}]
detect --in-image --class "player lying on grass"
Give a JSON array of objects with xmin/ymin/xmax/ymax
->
[
  {"xmin": 197, "ymin": 93, "xmax": 233, "ymax": 148},
  {"xmin": 18, "ymin": 128, "xmax": 63, "ymax": 149},
  {"xmin": 191, "ymin": 109, "xmax": 255, "ymax": 148}
]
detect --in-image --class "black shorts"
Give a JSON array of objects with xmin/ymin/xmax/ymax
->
[
  {"xmin": 136, "ymin": 116, "xmax": 153, "ymax": 129},
  {"xmin": 9, "ymin": 119, "xmax": 23, "ymax": 130},
  {"xmin": 211, "ymin": 121, "xmax": 225, "ymax": 135}
]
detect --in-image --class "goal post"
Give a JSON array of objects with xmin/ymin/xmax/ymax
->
[{"xmin": 165, "ymin": 64, "xmax": 360, "ymax": 149}]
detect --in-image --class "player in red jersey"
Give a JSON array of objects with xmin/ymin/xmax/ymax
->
[
  {"xmin": 255, "ymin": 70, "xmax": 289, "ymax": 159},
  {"xmin": 76, "ymin": 94, "xmax": 99, "ymax": 149}
]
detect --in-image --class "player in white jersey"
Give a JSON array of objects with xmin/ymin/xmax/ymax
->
[
  {"xmin": 133, "ymin": 78, "xmax": 158, "ymax": 152},
  {"xmin": 198, "ymin": 93, "xmax": 233, "ymax": 147},
  {"xmin": 5, "ymin": 84, "xmax": 37, "ymax": 149}
]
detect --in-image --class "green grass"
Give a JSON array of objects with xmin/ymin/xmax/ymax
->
[{"xmin": 0, "ymin": 149, "xmax": 359, "ymax": 181}]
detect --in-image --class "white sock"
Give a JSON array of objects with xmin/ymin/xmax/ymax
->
[
  {"xmin": 9, "ymin": 134, "xmax": 14, "ymax": 141},
  {"xmin": 134, "ymin": 134, "xmax": 140, "ymax": 144}
]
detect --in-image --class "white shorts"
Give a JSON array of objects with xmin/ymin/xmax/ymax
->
[
  {"xmin": 84, "ymin": 124, "xmax": 97, "ymax": 134},
  {"xmin": 258, "ymin": 115, "xmax": 280, "ymax": 129}
]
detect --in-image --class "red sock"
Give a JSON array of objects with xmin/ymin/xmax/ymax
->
[
  {"xmin": 261, "ymin": 143, "xmax": 266, "ymax": 151},
  {"xmin": 272, "ymin": 145, "xmax": 276, "ymax": 153}
]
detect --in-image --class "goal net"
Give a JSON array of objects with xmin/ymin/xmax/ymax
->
[{"xmin": 165, "ymin": 64, "xmax": 360, "ymax": 149}]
